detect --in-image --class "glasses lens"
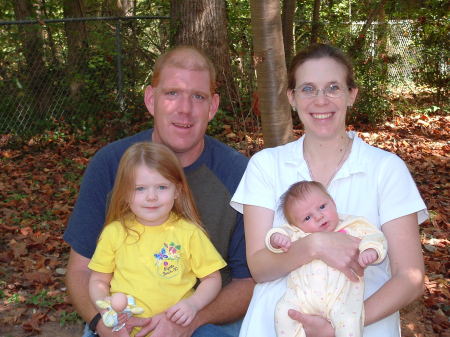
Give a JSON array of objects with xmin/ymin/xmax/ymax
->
[
  {"xmin": 296, "ymin": 85, "xmax": 316, "ymax": 98},
  {"xmin": 325, "ymin": 85, "xmax": 342, "ymax": 98}
]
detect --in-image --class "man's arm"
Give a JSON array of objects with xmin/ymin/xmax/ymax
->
[
  {"xmin": 194, "ymin": 277, "xmax": 254, "ymax": 326},
  {"xmin": 65, "ymin": 249, "xmax": 119, "ymax": 337},
  {"xmin": 135, "ymin": 277, "xmax": 255, "ymax": 337}
]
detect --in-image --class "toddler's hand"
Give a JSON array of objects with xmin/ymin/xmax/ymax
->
[
  {"xmin": 165, "ymin": 299, "xmax": 197, "ymax": 326},
  {"xmin": 271, "ymin": 232, "xmax": 291, "ymax": 252},
  {"xmin": 358, "ymin": 248, "xmax": 378, "ymax": 268}
]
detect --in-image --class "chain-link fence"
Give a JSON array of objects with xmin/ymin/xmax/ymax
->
[
  {"xmin": 0, "ymin": 17, "xmax": 447, "ymax": 135},
  {"xmin": 0, "ymin": 16, "xmax": 170, "ymax": 135}
]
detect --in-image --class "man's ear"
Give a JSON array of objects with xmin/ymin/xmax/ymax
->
[
  {"xmin": 144, "ymin": 85, "xmax": 155, "ymax": 117},
  {"xmin": 208, "ymin": 93, "xmax": 220, "ymax": 121}
]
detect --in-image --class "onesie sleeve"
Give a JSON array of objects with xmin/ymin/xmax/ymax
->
[
  {"xmin": 344, "ymin": 217, "xmax": 388, "ymax": 265},
  {"xmin": 189, "ymin": 229, "xmax": 227, "ymax": 279}
]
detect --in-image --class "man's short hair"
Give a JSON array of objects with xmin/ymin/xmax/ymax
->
[{"xmin": 151, "ymin": 45, "xmax": 217, "ymax": 94}]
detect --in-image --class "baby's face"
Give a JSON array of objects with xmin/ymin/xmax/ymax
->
[{"xmin": 289, "ymin": 189, "xmax": 339, "ymax": 233}]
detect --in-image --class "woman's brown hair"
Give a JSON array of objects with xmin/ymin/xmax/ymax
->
[{"xmin": 287, "ymin": 43, "xmax": 357, "ymax": 90}]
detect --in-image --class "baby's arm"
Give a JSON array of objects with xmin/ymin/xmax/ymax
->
[
  {"xmin": 270, "ymin": 232, "xmax": 292, "ymax": 253},
  {"xmin": 358, "ymin": 248, "xmax": 379, "ymax": 268},
  {"xmin": 166, "ymin": 270, "xmax": 221, "ymax": 326},
  {"xmin": 346, "ymin": 217, "xmax": 388, "ymax": 267},
  {"xmin": 264, "ymin": 227, "xmax": 294, "ymax": 253}
]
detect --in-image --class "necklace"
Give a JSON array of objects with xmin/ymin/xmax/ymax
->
[{"xmin": 304, "ymin": 136, "xmax": 352, "ymax": 188}]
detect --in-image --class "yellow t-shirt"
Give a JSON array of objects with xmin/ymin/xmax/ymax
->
[{"xmin": 88, "ymin": 214, "xmax": 226, "ymax": 317}]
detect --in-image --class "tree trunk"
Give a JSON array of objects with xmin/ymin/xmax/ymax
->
[
  {"xmin": 377, "ymin": 6, "xmax": 388, "ymax": 81},
  {"xmin": 310, "ymin": 0, "xmax": 321, "ymax": 44},
  {"xmin": 170, "ymin": 0, "xmax": 238, "ymax": 112},
  {"xmin": 349, "ymin": 0, "xmax": 388, "ymax": 58},
  {"xmin": 282, "ymin": 0, "xmax": 296, "ymax": 67},
  {"xmin": 102, "ymin": 0, "xmax": 131, "ymax": 16},
  {"xmin": 63, "ymin": 0, "xmax": 89, "ymax": 98},
  {"xmin": 13, "ymin": 0, "xmax": 51, "ymax": 120},
  {"xmin": 250, "ymin": 0, "xmax": 293, "ymax": 148}
]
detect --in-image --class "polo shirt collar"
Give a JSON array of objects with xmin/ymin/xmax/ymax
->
[{"xmin": 281, "ymin": 131, "xmax": 366, "ymax": 182}]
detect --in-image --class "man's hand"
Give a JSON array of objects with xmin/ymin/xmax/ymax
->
[
  {"xmin": 133, "ymin": 313, "xmax": 196, "ymax": 337},
  {"xmin": 95, "ymin": 319, "xmax": 127, "ymax": 337},
  {"xmin": 288, "ymin": 309, "xmax": 335, "ymax": 337}
]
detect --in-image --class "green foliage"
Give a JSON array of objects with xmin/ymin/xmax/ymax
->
[
  {"xmin": 26, "ymin": 290, "xmax": 64, "ymax": 309},
  {"xmin": 207, "ymin": 109, "xmax": 232, "ymax": 136},
  {"xmin": 59, "ymin": 310, "xmax": 82, "ymax": 327},
  {"xmin": 350, "ymin": 54, "xmax": 392, "ymax": 124},
  {"xmin": 1, "ymin": 0, "xmax": 448, "ymax": 137},
  {"xmin": 411, "ymin": 18, "xmax": 449, "ymax": 104}
]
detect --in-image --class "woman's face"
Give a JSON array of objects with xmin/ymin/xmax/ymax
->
[{"xmin": 288, "ymin": 57, "xmax": 358, "ymax": 140}]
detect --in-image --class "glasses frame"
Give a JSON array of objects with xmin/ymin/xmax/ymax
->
[{"xmin": 293, "ymin": 84, "xmax": 348, "ymax": 99}]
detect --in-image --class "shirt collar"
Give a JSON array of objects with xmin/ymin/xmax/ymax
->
[{"xmin": 282, "ymin": 132, "xmax": 366, "ymax": 182}]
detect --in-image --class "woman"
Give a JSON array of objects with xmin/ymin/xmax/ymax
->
[{"xmin": 231, "ymin": 44, "xmax": 427, "ymax": 337}]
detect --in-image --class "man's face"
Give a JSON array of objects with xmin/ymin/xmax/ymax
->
[{"xmin": 145, "ymin": 65, "xmax": 219, "ymax": 167}]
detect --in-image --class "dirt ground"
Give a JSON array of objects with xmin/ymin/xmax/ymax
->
[
  {"xmin": 0, "ymin": 300, "xmax": 444, "ymax": 337},
  {"xmin": 0, "ymin": 322, "xmax": 83, "ymax": 337}
]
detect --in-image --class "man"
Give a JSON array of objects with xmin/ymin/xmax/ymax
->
[{"xmin": 64, "ymin": 46, "xmax": 254, "ymax": 337}]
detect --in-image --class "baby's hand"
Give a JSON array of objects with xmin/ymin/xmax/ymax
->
[
  {"xmin": 271, "ymin": 232, "xmax": 291, "ymax": 252},
  {"xmin": 358, "ymin": 248, "xmax": 379, "ymax": 268},
  {"xmin": 166, "ymin": 299, "xmax": 197, "ymax": 326}
]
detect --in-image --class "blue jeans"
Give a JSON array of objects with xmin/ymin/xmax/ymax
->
[
  {"xmin": 83, "ymin": 319, "xmax": 243, "ymax": 337},
  {"xmin": 83, "ymin": 323, "xmax": 96, "ymax": 337},
  {"xmin": 192, "ymin": 319, "xmax": 243, "ymax": 337}
]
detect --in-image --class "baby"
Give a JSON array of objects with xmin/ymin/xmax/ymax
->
[{"xmin": 265, "ymin": 181, "xmax": 387, "ymax": 337}]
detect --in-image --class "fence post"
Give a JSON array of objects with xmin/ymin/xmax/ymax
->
[{"xmin": 115, "ymin": 18, "xmax": 124, "ymax": 112}]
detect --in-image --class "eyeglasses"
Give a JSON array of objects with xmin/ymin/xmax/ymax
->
[{"xmin": 293, "ymin": 84, "xmax": 346, "ymax": 99}]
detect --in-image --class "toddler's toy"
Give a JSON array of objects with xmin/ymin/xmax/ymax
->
[{"xmin": 96, "ymin": 293, "xmax": 144, "ymax": 331}]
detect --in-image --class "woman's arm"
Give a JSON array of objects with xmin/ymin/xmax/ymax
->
[
  {"xmin": 244, "ymin": 205, "xmax": 363, "ymax": 282},
  {"xmin": 363, "ymin": 213, "xmax": 424, "ymax": 325}
]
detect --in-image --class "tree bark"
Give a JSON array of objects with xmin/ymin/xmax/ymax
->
[
  {"xmin": 13, "ymin": 0, "xmax": 51, "ymax": 119},
  {"xmin": 250, "ymin": 0, "xmax": 293, "ymax": 148},
  {"xmin": 282, "ymin": 0, "xmax": 296, "ymax": 67},
  {"xmin": 102, "ymin": 0, "xmax": 131, "ymax": 16},
  {"xmin": 349, "ymin": 0, "xmax": 388, "ymax": 58},
  {"xmin": 170, "ymin": 0, "xmax": 238, "ymax": 111},
  {"xmin": 63, "ymin": 0, "xmax": 89, "ymax": 97},
  {"xmin": 310, "ymin": 0, "xmax": 321, "ymax": 44}
]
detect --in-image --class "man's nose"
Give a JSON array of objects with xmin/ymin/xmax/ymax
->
[{"xmin": 179, "ymin": 94, "xmax": 193, "ymax": 113}]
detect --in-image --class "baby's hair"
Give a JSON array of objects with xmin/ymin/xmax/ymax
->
[
  {"xmin": 280, "ymin": 181, "xmax": 333, "ymax": 225},
  {"xmin": 105, "ymin": 142, "xmax": 204, "ymax": 237}
]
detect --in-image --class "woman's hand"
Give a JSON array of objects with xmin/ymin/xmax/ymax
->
[
  {"xmin": 288, "ymin": 310, "xmax": 334, "ymax": 337},
  {"xmin": 310, "ymin": 231, "xmax": 363, "ymax": 282}
]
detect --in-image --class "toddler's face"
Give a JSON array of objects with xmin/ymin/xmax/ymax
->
[{"xmin": 289, "ymin": 189, "xmax": 339, "ymax": 233}]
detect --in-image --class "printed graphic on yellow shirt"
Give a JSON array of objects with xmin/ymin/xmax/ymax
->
[{"xmin": 154, "ymin": 242, "xmax": 181, "ymax": 279}]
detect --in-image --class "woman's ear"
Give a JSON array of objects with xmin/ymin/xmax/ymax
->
[
  {"xmin": 287, "ymin": 89, "xmax": 297, "ymax": 111},
  {"xmin": 348, "ymin": 87, "xmax": 358, "ymax": 107}
]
